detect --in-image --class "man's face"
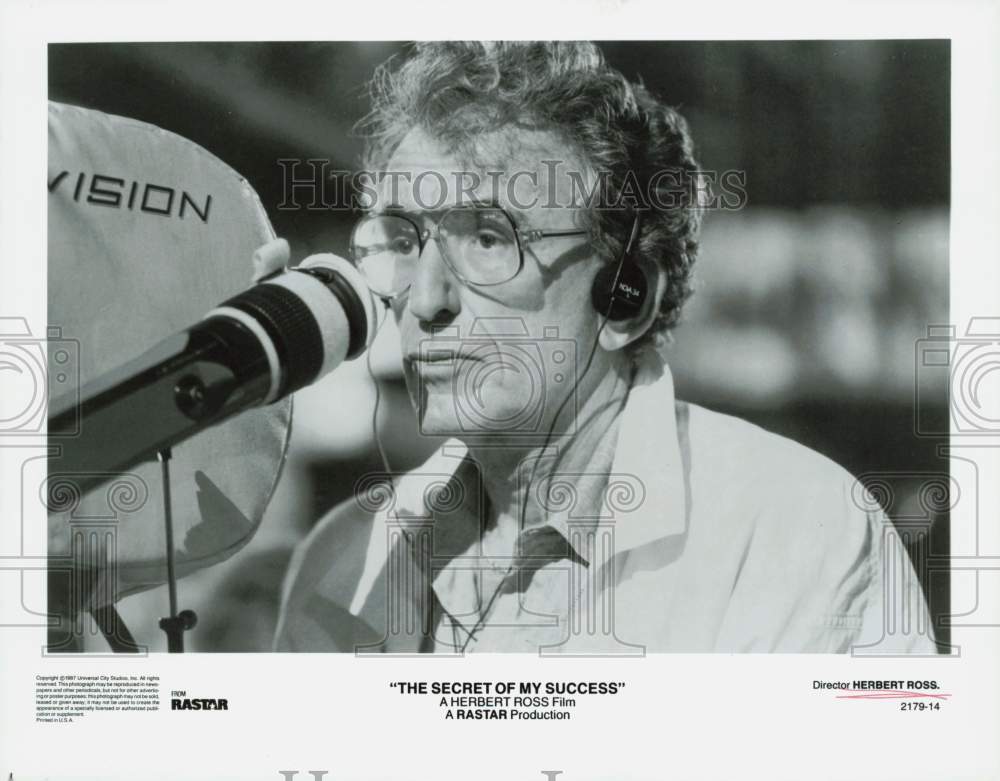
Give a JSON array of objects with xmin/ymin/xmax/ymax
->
[{"xmin": 379, "ymin": 127, "xmax": 607, "ymax": 442}]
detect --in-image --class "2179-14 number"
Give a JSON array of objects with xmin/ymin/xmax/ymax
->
[{"xmin": 900, "ymin": 701, "xmax": 941, "ymax": 711}]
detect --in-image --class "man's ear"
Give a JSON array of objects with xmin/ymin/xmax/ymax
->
[{"xmin": 598, "ymin": 257, "xmax": 666, "ymax": 353}]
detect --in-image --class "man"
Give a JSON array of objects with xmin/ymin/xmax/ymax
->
[{"xmin": 274, "ymin": 41, "xmax": 935, "ymax": 654}]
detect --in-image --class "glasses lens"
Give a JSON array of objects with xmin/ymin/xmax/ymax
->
[
  {"xmin": 350, "ymin": 215, "xmax": 420, "ymax": 296},
  {"xmin": 440, "ymin": 207, "xmax": 520, "ymax": 285}
]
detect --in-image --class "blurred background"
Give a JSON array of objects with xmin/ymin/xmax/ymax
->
[{"xmin": 48, "ymin": 40, "xmax": 950, "ymax": 651}]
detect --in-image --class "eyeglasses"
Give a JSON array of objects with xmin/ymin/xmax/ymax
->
[{"xmin": 348, "ymin": 205, "xmax": 587, "ymax": 298}]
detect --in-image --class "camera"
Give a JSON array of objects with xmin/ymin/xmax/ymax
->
[
  {"xmin": 415, "ymin": 317, "xmax": 578, "ymax": 440},
  {"xmin": 915, "ymin": 318, "xmax": 1000, "ymax": 436},
  {"xmin": 0, "ymin": 317, "xmax": 79, "ymax": 435}
]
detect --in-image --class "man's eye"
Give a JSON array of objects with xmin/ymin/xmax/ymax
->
[
  {"xmin": 391, "ymin": 237, "xmax": 417, "ymax": 254},
  {"xmin": 475, "ymin": 231, "xmax": 506, "ymax": 250}
]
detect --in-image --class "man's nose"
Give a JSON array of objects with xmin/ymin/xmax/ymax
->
[{"xmin": 406, "ymin": 238, "xmax": 461, "ymax": 323}]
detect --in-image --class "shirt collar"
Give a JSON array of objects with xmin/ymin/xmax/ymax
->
[
  {"xmin": 603, "ymin": 351, "xmax": 687, "ymax": 560},
  {"xmin": 349, "ymin": 353, "xmax": 688, "ymax": 616}
]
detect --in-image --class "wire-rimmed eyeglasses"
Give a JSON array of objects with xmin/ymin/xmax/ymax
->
[{"xmin": 348, "ymin": 205, "xmax": 588, "ymax": 299}]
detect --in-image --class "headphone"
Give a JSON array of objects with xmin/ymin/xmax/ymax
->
[{"xmin": 589, "ymin": 211, "xmax": 648, "ymax": 320}]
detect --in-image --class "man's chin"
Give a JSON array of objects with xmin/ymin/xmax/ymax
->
[
  {"xmin": 414, "ymin": 393, "xmax": 465, "ymax": 438},
  {"xmin": 415, "ymin": 390, "xmax": 526, "ymax": 439}
]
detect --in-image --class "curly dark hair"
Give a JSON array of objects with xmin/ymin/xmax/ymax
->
[{"xmin": 358, "ymin": 41, "xmax": 704, "ymax": 358}]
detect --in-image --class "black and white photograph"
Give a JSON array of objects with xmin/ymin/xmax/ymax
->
[
  {"xmin": 2, "ymin": 2, "xmax": 999, "ymax": 779},
  {"xmin": 42, "ymin": 39, "xmax": 950, "ymax": 655}
]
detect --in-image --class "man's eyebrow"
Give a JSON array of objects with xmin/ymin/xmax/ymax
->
[
  {"xmin": 379, "ymin": 196, "xmax": 506, "ymax": 218},
  {"xmin": 380, "ymin": 204, "xmax": 419, "ymax": 217},
  {"xmin": 379, "ymin": 205, "xmax": 444, "ymax": 224},
  {"xmin": 458, "ymin": 195, "xmax": 503, "ymax": 209}
]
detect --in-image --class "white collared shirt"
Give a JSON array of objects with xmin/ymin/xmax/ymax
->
[{"xmin": 275, "ymin": 358, "xmax": 937, "ymax": 654}]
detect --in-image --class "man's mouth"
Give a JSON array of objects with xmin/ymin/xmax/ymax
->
[{"xmin": 404, "ymin": 348, "xmax": 483, "ymax": 365}]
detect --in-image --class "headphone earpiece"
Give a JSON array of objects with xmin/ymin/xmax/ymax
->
[
  {"xmin": 590, "ymin": 212, "xmax": 648, "ymax": 321},
  {"xmin": 590, "ymin": 260, "xmax": 648, "ymax": 320}
]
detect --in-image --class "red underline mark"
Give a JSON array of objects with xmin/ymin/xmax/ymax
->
[{"xmin": 835, "ymin": 689, "xmax": 951, "ymax": 700}]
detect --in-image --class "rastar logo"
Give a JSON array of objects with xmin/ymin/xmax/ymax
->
[{"xmin": 171, "ymin": 698, "xmax": 229, "ymax": 710}]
